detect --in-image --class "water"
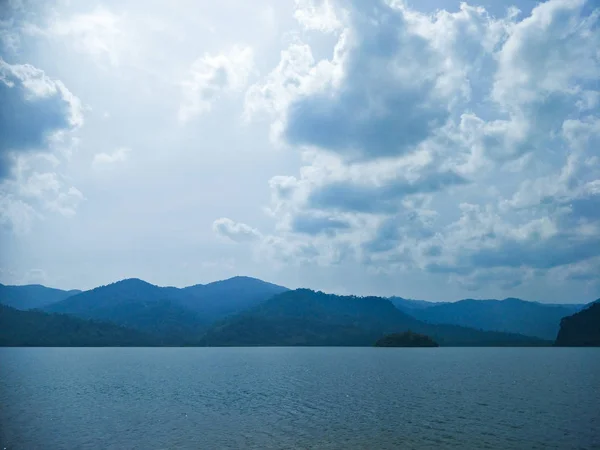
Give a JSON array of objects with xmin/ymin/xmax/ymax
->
[{"xmin": 0, "ymin": 348, "xmax": 598, "ymax": 449}]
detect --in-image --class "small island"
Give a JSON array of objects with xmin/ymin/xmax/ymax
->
[{"xmin": 374, "ymin": 331, "xmax": 439, "ymax": 347}]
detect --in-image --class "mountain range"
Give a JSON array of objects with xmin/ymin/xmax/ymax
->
[
  {"xmin": 393, "ymin": 297, "xmax": 584, "ymax": 341},
  {"xmin": 200, "ymin": 289, "xmax": 548, "ymax": 347},
  {"xmin": 0, "ymin": 283, "xmax": 82, "ymax": 310},
  {"xmin": 0, "ymin": 276, "xmax": 597, "ymax": 346}
]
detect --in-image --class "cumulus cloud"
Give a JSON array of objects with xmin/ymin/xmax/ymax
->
[
  {"xmin": 17, "ymin": 171, "xmax": 61, "ymax": 198},
  {"xmin": 92, "ymin": 147, "xmax": 131, "ymax": 167},
  {"xmin": 0, "ymin": 58, "xmax": 83, "ymax": 179},
  {"xmin": 212, "ymin": 217, "xmax": 262, "ymax": 243},
  {"xmin": 242, "ymin": 0, "xmax": 600, "ymax": 292},
  {"xmin": 179, "ymin": 46, "xmax": 255, "ymax": 121},
  {"xmin": 244, "ymin": 43, "xmax": 315, "ymax": 123},
  {"xmin": 308, "ymin": 170, "xmax": 468, "ymax": 214},
  {"xmin": 289, "ymin": 212, "xmax": 350, "ymax": 236},
  {"xmin": 294, "ymin": 0, "xmax": 342, "ymax": 33},
  {"xmin": 1, "ymin": 159, "xmax": 85, "ymax": 233}
]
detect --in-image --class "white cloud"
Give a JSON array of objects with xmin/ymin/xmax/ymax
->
[
  {"xmin": 2, "ymin": 0, "xmax": 599, "ymax": 300},
  {"xmin": 179, "ymin": 46, "xmax": 255, "ymax": 122},
  {"xmin": 1, "ymin": 159, "xmax": 85, "ymax": 233},
  {"xmin": 18, "ymin": 172, "xmax": 61, "ymax": 198},
  {"xmin": 0, "ymin": 193, "xmax": 39, "ymax": 235},
  {"xmin": 46, "ymin": 7, "xmax": 126, "ymax": 67},
  {"xmin": 241, "ymin": 0, "xmax": 600, "ymax": 292},
  {"xmin": 92, "ymin": 147, "xmax": 131, "ymax": 167},
  {"xmin": 46, "ymin": 186, "xmax": 84, "ymax": 217},
  {"xmin": 212, "ymin": 217, "xmax": 262, "ymax": 243},
  {"xmin": 294, "ymin": 0, "xmax": 342, "ymax": 33},
  {"xmin": 244, "ymin": 43, "xmax": 316, "ymax": 120}
]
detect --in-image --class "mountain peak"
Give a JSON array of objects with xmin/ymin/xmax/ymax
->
[
  {"xmin": 110, "ymin": 278, "xmax": 156, "ymax": 287},
  {"xmin": 501, "ymin": 297, "xmax": 528, "ymax": 304},
  {"xmin": 220, "ymin": 275, "xmax": 267, "ymax": 283},
  {"xmin": 207, "ymin": 276, "xmax": 288, "ymax": 290}
]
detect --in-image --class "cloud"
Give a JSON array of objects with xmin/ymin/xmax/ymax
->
[
  {"xmin": 290, "ymin": 212, "xmax": 350, "ymax": 236},
  {"xmin": 92, "ymin": 147, "xmax": 131, "ymax": 167},
  {"xmin": 45, "ymin": 186, "xmax": 84, "ymax": 217},
  {"xmin": 0, "ymin": 193, "xmax": 39, "ymax": 235},
  {"xmin": 1, "ymin": 155, "xmax": 85, "ymax": 233},
  {"xmin": 248, "ymin": 1, "xmax": 510, "ymax": 161},
  {"xmin": 308, "ymin": 170, "xmax": 468, "ymax": 213},
  {"xmin": 179, "ymin": 46, "xmax": 255, "ymax": 121},
  {"xmin": 18, "ymin": 171, "xmax": 61, "ymax": 198},
  {"xmin": 244, "ymin": 43, "xmax": 315, "ymax": 121},
  {"xmin": 294, "ymin": 0, "xmax": 342, "ymax": 33},
  {"xmin": 241, "ymin": 0, "xmax": 600, "ymax": 291},
  {"xmin": 212, "ymin": 217, "xmax": 262, "ymax": 243},
  {"xmin": 0, "ymin": 58, "xmax": 83, "ymax": 179},
  {"xmin": 452, "ymin": 267, "xmax": 535, "ymax": 292},
  {"xmin": 46, "ymin": 7, "xmax": 125, "ymax": 67}
]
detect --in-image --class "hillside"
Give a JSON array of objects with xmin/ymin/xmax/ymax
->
[
  {"xmin": 390, "ymin": 296, "xmax": 446, "ymax": 311},
  {"xmin": 43, "ymin": 279, "xmax": 207, "ymax": 342},
  {"xmin": 404, "ymin": 298, "xmax": 583, "ymax": 340},
  {"xmin": 555, "ymin": 301, "xmax": 600, "ymax": 346},
  {"xmin": 200, "ymin": 290, "xmax": 549, "ymax": 347},
  {"xmin": 42, "ymin": 277, "xmax": 288, "ymax": 341},
  {"xmin": 0, "ymin": 305, "xmax": 156, "ymax": 346},
  {"xmin": 180, "ymin": 276, "xmax": 289, "ymax": 320},
  {"xmin": 0, "ymin": 283, "xmax": 81, "ymax": 310}
]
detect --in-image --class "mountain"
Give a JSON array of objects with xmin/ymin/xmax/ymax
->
[
  {"xmin": 404, "ymin": 298, "xmax": 584, "ymax": 340},
  {"xmin": 0, "ymin": 304, "xmax": 156, "ymax": 346},
  {"xmin": 200, "ymin": 289, "xmax": 549, "ymax": 347},
  {"xmin": 555, "ymin": 301, "xmax": 600, "ymax": 346},
  {"xmin": 0, "ymin": 283, "xmax": 81, "ymax": 310},
  {"xmin": 42, "ymin": 277, "xmax": 288, "ymax": 342},
  {"xmin": 43, "ymin": 279, "xmax": 207, "ymax": 343},
  {"xmin": 390, "ymin": 296, "xmax": 445, "ymax": 311},
  {"xmin": 180, "ymin": 276, "xmax": 289, "ymax": 321}
]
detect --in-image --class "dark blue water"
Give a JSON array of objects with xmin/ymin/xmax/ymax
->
[{"xmin": 0, "ymin": 347, "xmax": 598, "ymax": 449}]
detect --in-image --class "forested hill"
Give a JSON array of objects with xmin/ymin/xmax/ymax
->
[
  {"xmin": 200, "ymin": 289, "xmax": 550, "ymax": 347},
  {"xmin": 555, "ymin": 301, "xmax": 600, "ymax": 347},
  {"xmin": 0, "ymin": 283, "xmax": 81, "ymax": 310},
  {"xmin": 0, "ymin": 305, "xmax": 157, "ymax": 347}
]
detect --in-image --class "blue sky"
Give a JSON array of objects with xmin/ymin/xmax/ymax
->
[{"xmin": 0, "ymin": 0, "xmax": 599, "ymax": 303}]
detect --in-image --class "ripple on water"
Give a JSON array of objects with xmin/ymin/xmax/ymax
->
[{"xmin": 0, "ymin": 347, "xmax": 599, "ymax": 449}]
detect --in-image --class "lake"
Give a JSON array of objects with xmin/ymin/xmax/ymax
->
[{"xmin": 0, "ymin": 347, "xmax": 598, "ymax": 449}]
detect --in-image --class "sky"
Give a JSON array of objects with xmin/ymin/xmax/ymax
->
[{"xmin": 0, "ymin": 0, "xmax": 599, "ymax": 303}]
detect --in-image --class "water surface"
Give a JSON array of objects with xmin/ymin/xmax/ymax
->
[{"xmin": 1, "ymin": 347, "xmax": 598, "ymax": 449}]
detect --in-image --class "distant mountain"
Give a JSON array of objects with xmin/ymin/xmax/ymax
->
[
  {"xmin": 42, "ymin": 277, "xmax": 288, "ymax": 342},
  {"xmin": 180, "ymin": 276, "xmax": 289, "ymax": 321},
  {"xmin": 0, "ymin": 283, "xmax": 81, "ymax": 310},
  {"xmin": 390, "ymin": 296, "xmax": 445, "ymax": 311},
  {"xmin": 200, "ymin": 289, "xmax": 549, "ymax": 347},
  {"xmin": 0, "ymin": 304, "xmax": 156, "ymax": 347},
  {"xmin": 404, "ymin": 298, "xmax": 584, "ymax": 340},
  {"xmin": 43, "ymin": 279, "xmax": 207, "ymax": 343},
  {"xmin": 555, "ymin": 301, "xmax": 600, "ymax": 347}
]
